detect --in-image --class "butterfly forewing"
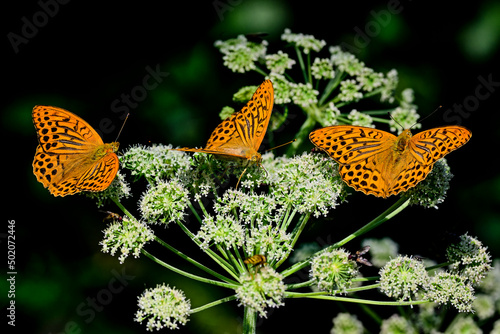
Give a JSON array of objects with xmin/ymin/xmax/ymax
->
[
  {"xmin": 174, "ymin": 80, "xmax": 274, "ymax": 161},
  {"xmin": 409, "ymin": 126, "xmax": 472, "ymax": 166},
  {"xmin": 309, "ymin": 126, "xmax": 396, "ymax": 164},
  {"xmin": 33, "ymin": 105, "xmax": 103, "ymax": 154}
]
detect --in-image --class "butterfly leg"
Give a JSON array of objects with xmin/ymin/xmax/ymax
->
[{"xmin": 235, "ymin": 166, "xmax": 248, "ymax": 190}]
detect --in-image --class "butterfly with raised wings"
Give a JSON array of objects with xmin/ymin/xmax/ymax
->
[
  {"xmin": 32, "ymin": 106, "xmax": 120, "ymax": 197},
  {"xmin": 309, "ymin": 125, "xmax": 471, "ymax": 198},
  {"xmin": 172, "ymin": 80, "xmax": 274, "ymax": 186}
]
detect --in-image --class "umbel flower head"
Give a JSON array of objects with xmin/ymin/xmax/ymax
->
[
  {"xmin": 85, "ymin": 171, "xmax": 131, "ymax": 207},
  {"xmin": 214, "ymin": 34, "xmax": 267, "ymax": 73},
  {"xmin": 380, "ymin": 314, "xmax": 417, "ymax": 334},
  {"xmin": 196, "ymin": 189, "xmax": 292, "ymax": 264},
  {"xmin": 139, "ymin": 178, "xmax": 190, "ymax": 225},
  {"xmin": 120, "ymin": 144, "xmax": 192, "ymax": 184},
  {"xmin": 135, "ymin": 284, "xmax": 191, "ymax": 331},
  {"xmin": 100, "ymin": 216, "xmax": 155, "ymax": 264},
  {"xmin": 254, "ymin": 152, "xmax": 345, "ymax": 218},
  {"xmin": 236, "ymin": 266, "xmax": 286, "ymax": 318},
  {"xmin": 310, "ymin": 248, "xmax": 359, "ymax": 294},
  {"xmin": 331, "ymin": 313, "xmax": 365, "ymax": 334},
  {"xmin": 446, "ymin": 233, "xmax": 492, "ymax": 285},
  {"xmin": 406, "ymin": 159, "xmax": 453, "ymax": 209},
  {"xmin": 281, "ymin": 28, "xmax": 326, "ymax": 54},
  {"xmin": 378, "ymin": 255, "xmax": 430, "ymax": 302},
  {"xmin": 425, "ymin": 271, "xmax": 475, "ymax": 313}
]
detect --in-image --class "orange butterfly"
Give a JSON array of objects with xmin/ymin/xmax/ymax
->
[
  {"xmin": 309, "ymin": 125, "xmax": 471, "ymax": 198},
  {"xmin": 172, "ymin": 80, "xmax": 274, "ymax": 186},
  {"xmin": 32, "ymin": 106, "xmax": 120, "ymax": 196}
]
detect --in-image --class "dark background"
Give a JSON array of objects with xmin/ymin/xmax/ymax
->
[{"xmin": 3, "ymin": 1, "xmax": 500, "ymax": 333}]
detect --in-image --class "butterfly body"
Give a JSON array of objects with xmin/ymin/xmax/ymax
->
[
  {"xmin": 32, "ymin": 106, "xmax": 120, "ymax": 197},
  {"xmin": 310, "ymin": 125, "xmax": 471, "ymax": 198}
]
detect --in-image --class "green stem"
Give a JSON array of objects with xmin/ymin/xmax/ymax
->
[
  {"xmin": 363, "ymin": 108, "xmax": 397, "ymax": 116},
  {"xmin": 287, "ymin": 278, "xmax": 315, "ymax": 290},
  {"xmin": 141, "ymin": 249, "xmax": 236, "ymax": 289},
  {"xmin": 242, "ymin": 306, "xmax": 257, "ymax": 334},
  {"xmin": 154, "ymin": 236, "xmax": 239, "ymax": 285},
  {"xmin": 318, "ymin": 70, "xmax": 345, "ymax": 105},
  {"xmin": 176, "ymin": 220, "xmax": 240, "ymax": 281},
  {"xmin": 307, "ymin": 52, "xmax": 312, "ymax": 83},
  {"xmin": 371, "ymin": 117, "xmax": 391, "ymax": 124},
  {"xmin": 295, "ymin": 46, "xmax": 308, "ymax": 83},
  {"xmin": 188, "ymin": 202, "xmax": 203, "ymax": 224},
  {"xmin": 359, "ymin": 303, "xmax": 383, "ymax": 325},
  {"xmin": 190, "ymin": 295, "xmax": 237, "ymax": 314},
  {"xmin": 276, "ymin": 212, "xmax": 310, "ymax": 269},
  {"xmin": 280, "ymin": 197, "xmax": 411, "ymax": 278},
  {"xmin": 253, "ymin": 65, "xmax": 268, "ymax": 77},
  {"xmin": 285, "ymin": 291, "xmax": 430, "ymax": 307},
  {"xmin": 111, "ymin": 198, "xmax": 134, "ymax": 220},
  {"xmin": 330, "ymin": 196, "xmax": 410, "ymax": 248}
]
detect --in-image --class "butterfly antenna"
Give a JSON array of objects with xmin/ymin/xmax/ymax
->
[
  {"xmin": 414, "ymin": 105, "xmax": 442, "ymax": 128},
  {"xmin": 114, "ymin": 113, "xmax": 130, "ymax": 142},
  {"xmin": 387, "ymin": 112, "xmax": 405, "ymax": 131},
  {"xmin": 264, "ymin": 139, "xmax": 297, "ymax": 152}
]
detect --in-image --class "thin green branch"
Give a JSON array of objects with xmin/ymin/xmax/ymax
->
[
  {"xmin": 285, "ymin": 291, "xmax": 430, "ymax": 307},
  {"xmin": 276, "ymin": 212, "xmax": 310, "ymax": 269},
  {"xmin": 280, "ymin": 197, "xmax": 411, "ymax": 278},
  {"xmin": 141, "ymin": 249, "xmax": 236, "ymax": 289},
  {"xmin": 190, "ymin": 295, "xmax": 237, "ymax": 314},
  {"xmin": 295, "ymin": 46, "xmax": 308, "ymax": 83},
  {"xmin": 176, "ymin": 220, "xmax": 240, "ymax": 281},
  {"xmin": 318, "ymin": 70, "xmax": 345, "ymax": 105},
  {"xmin": 154, "ymin": 235, "xmax": 239, "ymax": 285},
  {"xmin": 252, "ymin": 65, "xmax": 268, "ymax": 77},
  {"xmin": 112, "ymin": 198, "xmax": 135, "ymax": 220},
  {"xmin": 287, "ymin": 278, "xmax": 315, "ymax": 290},
  {"xmin": 188, "ymin": 202, "xmax": 203, "ymax": 224}
]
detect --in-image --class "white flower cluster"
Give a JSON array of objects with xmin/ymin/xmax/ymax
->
[
  {"xmin": 100, "ymin": 216, "xmax": 155, "ymax": 264},
  {"xmin": 135, "ymin": 284, "xmax": 191, "ymax": 330},
  {"xmin": 236, "ymin": 266, "xmax": 286, "ymax": 318}
]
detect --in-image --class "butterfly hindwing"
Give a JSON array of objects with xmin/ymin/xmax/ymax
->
[
  {"xmin": 339, "ymin": 157, "xmax": 386, "ymax": 197},
  {"xmin": 77, "ymin": 153, "xmax": 120, "ymax": 192},
  {"xmin": 309, "ymin": 126, "xmax": 396, "ymax": 164}
]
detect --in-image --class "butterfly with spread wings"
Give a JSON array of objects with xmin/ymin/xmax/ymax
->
[{"xmin": 309, "ymin": 125, "xmax": 471, "ymax": 198}]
